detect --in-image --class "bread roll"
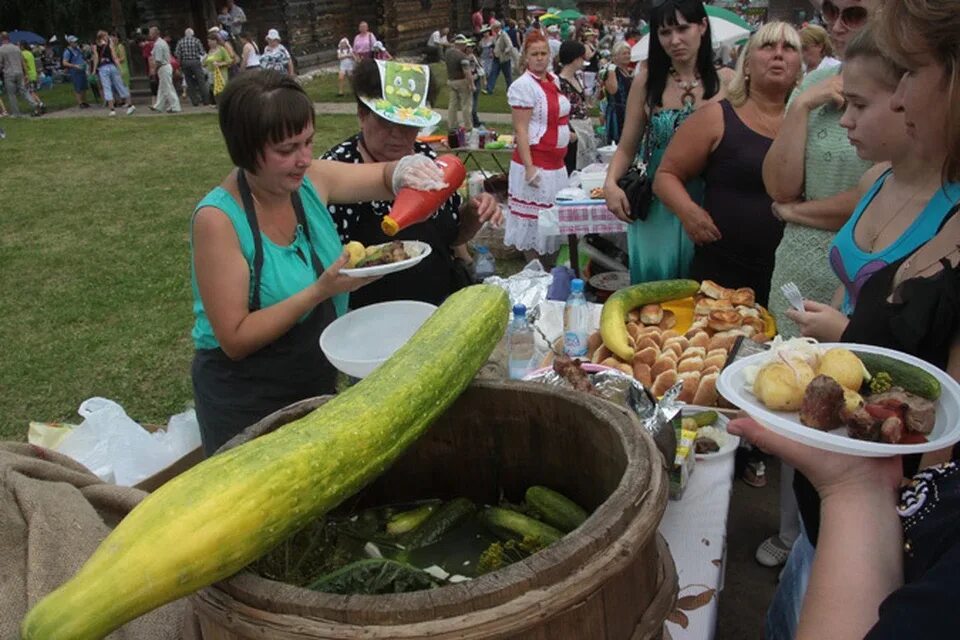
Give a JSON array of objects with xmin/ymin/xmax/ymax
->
[
  {"xmin": 681, "ymin": 346, "xmax": 707, "ymax": 360},
  {"xmin": 730, "ymin": 287, "xmax": 756, "ymax": 307},
  {"xmin": 626, "ymin": 332, "xmax": 637, "ymax": 348},
  {"xmin": 586, "ymin": 331, "xmax": 603, "ymax": 356},
  {"xmin": 699, "ymin": 279, "xmax": 730, "ymax": 300},
  {"xmin": 663, "ymin": 335, "xmax": 690, "ymax": 352},
  {"xmin": 616, "ymin": 361, "xmax": 635, "ymax": 376},
  {"xmin": 701, "ymin": 365, "xmax": 720, "ymax": 376},
  {"xmin": 659, "ymin": 310, "xmax": 677, "ymax": 330},
  {"xmin": 736, "ymin": 305, "xmax": 760, "ymax": 318},
  {"xmin": 708, "ymin": 333, "xmax": 739, "ymax": 353},
  {"xmin": 661, "ymin": 329, "xmax": 681, "ymax": 342},
  {"xmin": 626, "ymin": 322, "xmax": 643, "ymax": 340},
  {"xmin": 634, "ymin": 346, "xmax": 660, "ymax": 367},
  {"xmin": 627, "ymin": 308, "xmax": 643, "ymax": 323},
  {"xmin": 693, "ymin": 372, "xmax": 719, "ymax": 406},
  {"xmin": 637, "ymin": 326, "xmax": 663, "ymax": 346},
  {"xmin": 677, "ymin": 371, "xmax": 701, "ymax": 403},
  {"xmin": 703, "ymin": 354, "xmax": 728, "ymax": 371},
  {"xmin": 640, "ymin": 303, "xmax": 663, "ymax": 325},
  {"xmin": 652, "ymin": 353, "xmax": 678, "ymax": 378},
  {"xmin": 663, "ymin": 342, "xmax": 683, "ymax": 359},
  {"xmin": 708, "ymin": 310, "xmax": 743, "ymax": 332},
  {"xmin": 635, "ymin": 336, "xmax": 660, "ymax": 354},
  {"xmin": 632, "ymin": 362, "xmax": 653, "ymax": 387},
  {"xmin": 592, "ymin": 344, "xmax": 613, "ymax": 364},
  {"xmin": 687, "ymin": 331, "xmax": 710, "ymax": 350},
  {"xmin": 651, "ymin": 370, "xmax": 679, "ymax": 396},
  {"xmin": 600, "ymin": 357, "xmax": 621, "ymax": 369},
  {"xmin": 678, "ymin": 357, "xmax": 703, "ymax": 374},
  {"xmin": 707, "ymin": 348, "xmax": 728, "ymax": 360},
  {"xmin": 743, "ymin": 316, "xmax": 766, "ymax": 334}
]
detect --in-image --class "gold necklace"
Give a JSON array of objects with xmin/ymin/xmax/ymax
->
[{"xmin": 866, "ymin": 181, "xmax": 932, "ymax": 252}]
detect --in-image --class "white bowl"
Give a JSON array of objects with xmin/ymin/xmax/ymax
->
[{"xmin": 320, "ymin": 300, "xmax": 438, "ymax": 378}]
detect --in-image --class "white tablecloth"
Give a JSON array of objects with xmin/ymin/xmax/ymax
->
[
  {"xmin": 534, "ymin": 301, "xmax": 735, "ymax": 640},
  {"xmin": 659, "ymin": 450, "xmax": 736, "ymax": 640}
]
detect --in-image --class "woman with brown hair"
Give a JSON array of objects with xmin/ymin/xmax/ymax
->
[{"xmin": 733, "ymin": 3, "xmax": 960, "ymax": 639}]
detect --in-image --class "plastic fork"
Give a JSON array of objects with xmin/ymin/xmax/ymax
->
[{"xmin": 780, "ymin": 281, "xmax": 805, "ymax": 313}]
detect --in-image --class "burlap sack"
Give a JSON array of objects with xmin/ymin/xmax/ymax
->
[{"xmin": 1, "ymin": 442, "xmax": 184, "ymax": 639}]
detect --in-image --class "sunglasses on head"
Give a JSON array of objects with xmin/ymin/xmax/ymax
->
[{"xmin": 821, "ymin": 1, "xmax": 869, "ymax": 29}]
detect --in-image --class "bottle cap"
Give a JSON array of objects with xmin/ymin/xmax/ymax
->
[
  {"xmin": 381, "ymin": 215, "xmax": 400, "ymax": 236},
  {"xmin": 571, "ymin": 278, "xmax": 585, "ymax": 293},
  {"xmin": 476, "ymin": 245, "xmax": 489, "ymax": 254},
  {"xmin": 512, "ymin": 304, "xmax": 527, "ymax": 318}
]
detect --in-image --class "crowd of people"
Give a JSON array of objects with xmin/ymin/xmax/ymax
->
[{"xmin": 5, "ymin": 1, "xmax": 960, "ymax": 634}]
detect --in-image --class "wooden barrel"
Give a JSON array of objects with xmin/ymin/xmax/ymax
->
[{"xmin": 188, "ymin": 380, "xmax": 677, "ymax": 639}]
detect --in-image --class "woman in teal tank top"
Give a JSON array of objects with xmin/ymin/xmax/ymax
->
[
  {"xmin": 190, "ymin": 71, "xmax": 448, "ymax": 454},
  {"xmin": 602, "ymin": 0, "xmax": 731, "ymax": 284}
]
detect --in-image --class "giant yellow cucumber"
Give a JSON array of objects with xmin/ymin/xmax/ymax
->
[
  {"xmin": 600, "ymin": 279, "xmax": 700, "ymax": 360},
  {"xmin": 21, "ymin": 284, "xmax": 509, "ymax": 640}
]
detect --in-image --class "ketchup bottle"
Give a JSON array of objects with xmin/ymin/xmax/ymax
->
[{"xmin": 381, "ymin": 155, "xmax": 467, "ymax": 236}]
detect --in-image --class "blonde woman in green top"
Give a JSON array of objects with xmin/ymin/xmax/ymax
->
[{"xmin": 763, "ymin": 0, "xmax": 877, "ymax": 339}]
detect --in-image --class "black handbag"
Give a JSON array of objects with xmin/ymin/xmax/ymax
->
[{"xmin": 616, "ymin": 122, "xmax": 654, "ymax": 221}]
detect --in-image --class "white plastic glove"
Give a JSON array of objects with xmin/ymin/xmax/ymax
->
[{"xmin": 392, "ymin": 154, "xmax": 448, "ymax": 194}]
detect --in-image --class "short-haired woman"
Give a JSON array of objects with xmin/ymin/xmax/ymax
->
[
  {"xmin": 799, "ymin": 24, "xmax": 840, "ymax": 74},
  {"xmin": 600, "ymin": 42, "xmax": 633, "ymax": 144},
  {"xmin": 654, "ymin": 22, "xmax": 803, "ymax": 306},
  {"xmin": 190, "ymin": 71, "xmax": 446, "ymax": 454}
]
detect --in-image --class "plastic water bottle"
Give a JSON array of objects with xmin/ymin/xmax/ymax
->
[
  {"xmin": 473, "ymin": 246, "xmax": 496, "ymax": 282},
  {"xmin": 563, "ymin": 278, "xmax": 589, "ymax": 357},
  {"xmin": 507, "ymin": 304, "xmax": 535, "ymax": 380}
]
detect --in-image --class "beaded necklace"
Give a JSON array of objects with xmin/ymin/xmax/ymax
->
[{"xmin": 669, "ymin": 67, "xmax": 701, "ymax": 106}]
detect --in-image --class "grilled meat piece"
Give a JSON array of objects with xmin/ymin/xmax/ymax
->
[
  {"xmin": 695, "ymin": 437, "xmax": 721, "ymax": 454},
  {"xmin": 880, "ymin": 416, "xmax": 904, "ymax": 444},
  {"xmin": 800, "ymin": 375, "xmax": 845, "ymax": 430},
  {"xmin": 867, "ymin": 388, "xmax": 936, "ymax": 434},
  {"xmin": 841, "ymin": 405, "xmax": 881, "ymax": 441},
  {"xmin": 553, "ymin": 355, "xmax": 597, "ymax": 395}
]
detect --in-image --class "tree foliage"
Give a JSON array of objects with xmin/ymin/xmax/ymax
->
[{"xmin": 0, "ymin": 0, "xmax": 140, "ymax": 40}]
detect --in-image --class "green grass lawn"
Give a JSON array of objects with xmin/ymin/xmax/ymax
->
[
  {"xmin": 302, "ymin": 63, "xmax": 513, "ymax": 114},
  {"xmin": 3, "ymin": 81, "xmax": 79, "ymax": 115},
  {"xmin": 0, "ymin": 112, "xmax": 406, "ymax": 441}
]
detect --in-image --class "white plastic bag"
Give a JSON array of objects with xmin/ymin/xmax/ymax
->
[{"xmin": 53, "ymin": 398, "xmax": 200, "ymax": 487}]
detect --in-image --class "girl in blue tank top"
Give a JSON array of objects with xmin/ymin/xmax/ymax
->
[
  {"xmin": 786, "ymin": 26, "xmax": 960, "ymax": 342},
  {"xmin": 830, "ymin": 171, "xmax": 960, "ymax": 314}
]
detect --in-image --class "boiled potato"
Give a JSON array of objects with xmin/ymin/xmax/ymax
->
[
  {"xmin": 753, "ymin": 361, "xmax": 816, "ymax": 411},
  {"xmin": 344, "ymin": 241, "xmax": 366, "ymax": 267},
  {"xmin": 843, "ymin": 388, "xmax": 865, "ymax": 413},
  {"xmin": 818, "ymin": 348, "xmax": 864, "ymax": 391}
]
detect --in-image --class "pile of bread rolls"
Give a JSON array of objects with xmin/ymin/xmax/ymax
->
[{"xmin": 581, "ymin": 281, "xmax": 771, "ymax": 405}]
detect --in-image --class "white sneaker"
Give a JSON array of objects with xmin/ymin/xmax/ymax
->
[
  {"xmin": 126, "ymin": 105, "xmax": 136, "ymax": 115},
  {"xmin": 109, "ymin": 110, "xmax": 116, "ymax": 116},
  {"xmin": 755, "ymin": 535, "xmax": 792, "ymax": 568}
]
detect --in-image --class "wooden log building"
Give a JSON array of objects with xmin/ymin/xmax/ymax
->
[{"xmin": 135, "ymin": 0, "xmax": 485, "ymax": 67}]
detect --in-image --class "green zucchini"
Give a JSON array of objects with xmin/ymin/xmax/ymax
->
[
  {"xmin": 20, "ymin": 284, "xmax": 509, "ymax": 640},
  {"xmin": 855, "ymin": 352, "xmax": 941, "ymax": 400},
  {"xmin": 600, "ymin": 280, "xmax": 701, "ymax": 359},
  {"xmin": 525, "ymin": 486, "xmax": 588, "ymax": 533},
  {"xmin": 385, "ymin": 503, "xmax": 439, "ymax": 536},
  {"xmin": 401, "ymin": 497, "xmax": 476, "ymax": 549},
  {"xmin": 480, "ymin": 506, "xmax": 564, "ymax": 545}
]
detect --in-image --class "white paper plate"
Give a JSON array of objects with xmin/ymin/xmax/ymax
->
[
  {"xmin": 717, "ymin": 343, "xmax": 960, "ymax": 457},
  {"xmin": 681, "ymin": 408, "xmax": 740, "ymax": 461},
  {"xmin": 340, "ymin": 241, "xmax": 432, "ymax": 278}
]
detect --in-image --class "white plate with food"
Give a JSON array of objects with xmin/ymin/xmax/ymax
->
[
  {"xmin": 678, "ymin": 408, "xmax": 740, "ymax": 460},
  {"xmin": 340, "ymin": 240, "xmax": 432, "ymax": 278},
  {"xmin": 717, "ymin": 342, "xmax": 960, "ymax": 456}
]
